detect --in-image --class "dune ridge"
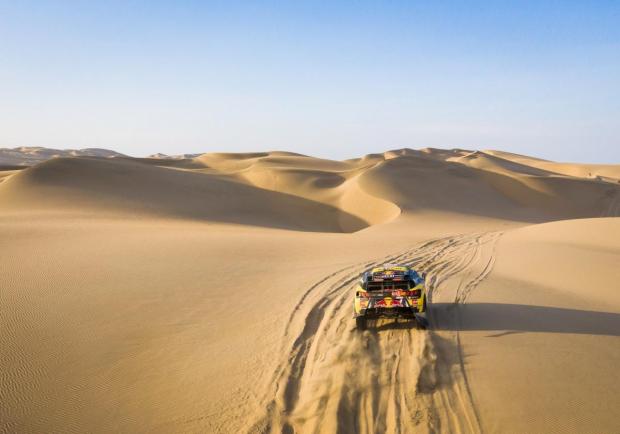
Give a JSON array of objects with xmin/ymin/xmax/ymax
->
[{"xmin": 1, "ymin": 148, "xmax": 618, "ymax": 229}]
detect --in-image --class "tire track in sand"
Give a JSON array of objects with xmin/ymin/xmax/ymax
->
[{"xmin": 248, "ymin": 231, "xmax": 502, "ymax": 434}]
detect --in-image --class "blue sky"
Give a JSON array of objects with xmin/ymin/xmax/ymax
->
[{"xmin": 0, "ymin": 1, "xmax": 618, "ymax": 162}]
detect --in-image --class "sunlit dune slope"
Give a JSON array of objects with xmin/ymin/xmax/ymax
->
[{"xmin": 196, "ymin": 152, "xmax": 401, "ymax": 226}]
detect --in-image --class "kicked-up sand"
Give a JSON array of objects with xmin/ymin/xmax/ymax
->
[{"xmin": 1, "ymin": 148, "xmax": 619, "ymax": 433}]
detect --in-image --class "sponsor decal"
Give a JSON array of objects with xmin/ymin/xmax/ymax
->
[{"xmin": 375, "ymin": 298, "xmax": 402, "ymax": 307}]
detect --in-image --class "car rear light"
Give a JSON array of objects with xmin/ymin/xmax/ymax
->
[
  {"xmin": 356, "ymin": 291, "xmax": 369, "ymax": 298},
  {"xmin": 408, "ymin": 289, "xmax": 421, "ymax": 297}
]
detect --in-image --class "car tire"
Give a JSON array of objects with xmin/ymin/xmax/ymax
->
[{"xmin": 355, "ymin": 316, "xmax": 367, "ymax": 331}]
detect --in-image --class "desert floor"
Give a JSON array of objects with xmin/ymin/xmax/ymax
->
[{"xmin": 1, "ymin": 148, "xmax": 619, "ymax": 433}]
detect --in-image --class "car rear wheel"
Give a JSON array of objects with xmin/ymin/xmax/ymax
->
[{"xmin": 355, "ymin": 316, "xmax": 367, "ymax": 331}]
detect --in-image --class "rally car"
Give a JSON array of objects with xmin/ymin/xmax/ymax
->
[{"xmin": 354, "ymin": 264, "xmax": 427, "ymax": 330}]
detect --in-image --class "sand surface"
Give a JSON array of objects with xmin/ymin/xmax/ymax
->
[{"xmin": 1, "ymin": 148, "xmax": 619, "ymax": 433}]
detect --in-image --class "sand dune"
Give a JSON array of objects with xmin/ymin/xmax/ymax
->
[
  {"xmin": 2, "ymin": 149, "xmax": 617, "ymax": 227},
  {"xmin": 0, "ymin": 156, "xmax": 369, "ymax": 232},
  {"xmin": 1, "ymin": 147, "xmax": 619, "ymax": 433},
  {"xmin": 484, "ymin": 149, "xmax": 620, "ymax": 182},
  {"xmin": 0, "ymin": 147, "xmax": 125, "ymax": 166}
]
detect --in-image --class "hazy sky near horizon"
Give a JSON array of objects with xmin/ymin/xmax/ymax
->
[{"xmin": 1, "ymin": 1, "xmax": 619, "ymax": 163}]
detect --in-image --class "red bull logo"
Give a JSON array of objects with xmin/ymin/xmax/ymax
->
[{"xmin": 375, "ymin": 298, "xmax": 402, "ymax": 307}]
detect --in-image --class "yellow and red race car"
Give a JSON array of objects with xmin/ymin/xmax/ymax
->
[{"xmin": 354, "ymin": 264, "xmax": 427, "ymax": 330}]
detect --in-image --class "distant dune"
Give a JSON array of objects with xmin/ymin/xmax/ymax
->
[
  {"xmin": 0, "ymin": 146, "xmax": 125, "ymax": 167},
  {"xmin": 1, "ymin": 147, "xmax": 619, "ymax": 433}
]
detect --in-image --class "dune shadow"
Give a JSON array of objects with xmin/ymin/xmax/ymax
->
[{"xmin": 430, "ymin": 303, "xmax": 620, "ymax": 337}]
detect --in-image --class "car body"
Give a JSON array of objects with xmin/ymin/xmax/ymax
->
[{"xmin": 353, "ymin": 264, "xmax": 427, "ymax": 329}]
